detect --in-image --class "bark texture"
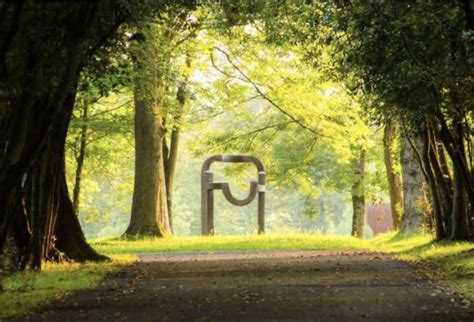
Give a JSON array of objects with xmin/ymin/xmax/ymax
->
[
  {"xmin": 0, "ymin": 2, "xmax": 135, "ymax": 270},
  {"xmin": 383, "ymin": 122, "xmax": 403, "ymax": 229},
  {"xmin": 73, "ymin": 103, "xmax": 88, "ymax": 214},
  {"xmin": 400, "ymin": 135, "xmax": 426, "ymax": 232},
  {"xmin": 55, "ymin": 170, "xmax": 107, "ymax": 262},
  {"xmin": 125, "ymin": 86, "xmax": 170, "ymax": 237},
  {"xmin": 351, "ymin": 148, "xmax": 366, "ymax": 238},
  {"xmin": 163, "ymin": 79, "xmax": 187, "ymax": 231},
  {"xmin": 124, "ymin": 26, "xmax": 171, "ymax": 237}
]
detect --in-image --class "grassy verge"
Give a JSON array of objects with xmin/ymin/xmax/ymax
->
[
  {"xmin": 91, "ymin": 234, "xmax": 368, "ymax": 254},
  {"xmin": 0, "ymin": 254, "xmax": 135, "ymax": 320},
  {"xmin": 370, "ymin": 232, "xmax": 474, "ymax": 298}
]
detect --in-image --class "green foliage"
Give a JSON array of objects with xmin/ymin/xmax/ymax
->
[
  {"xmin": 66, "ymin": 93, "xmax": 135, "ymax": 237},
  {"xmin": 68, "ymin": 17, "xmax": 391, "ymax": 238},
  {"xmin": 262, "ymin": 1, "xmax": 473, "ymax": 128},
  {"xmin": 186, "ymin": 26, "xmax": 386, "ymax": 214}
]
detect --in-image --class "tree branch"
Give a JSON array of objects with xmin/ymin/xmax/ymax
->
[{"xmin": 214, "ymin": 47, "xmax": 319, "ymax": 136}]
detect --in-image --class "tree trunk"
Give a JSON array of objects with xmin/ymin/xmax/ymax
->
[
  {"xmin": 72, "ymin": 103, "xmax": 88, "ymax": 214},
  {"xmin": 422, "ymin": 127, "xmax": 447, "ymax": 239},
  {"xmin": 124, "ymin": 29, "xmax": 171, "ymax": 237},
  {"xmin": 400, "ymin": 135, "xmax": 426, "ymax": 232},
  {"xmin": 351, "ymin": 148, "xmax": 366, "ymax": 238},
  {"xmin": 447, "ymin": 120, "xmax": 470, "ymax": 240},
  {"xmin": 21, "ymin": 89, "xmax": 106, "ymax": 268},
  {"xmin": 163, "ymin": 81, "xmax": 186, "ymax": 232},
  {"xmin": 450, "ymin": 164, "xmax": 470, "ymax": 240},
  {"xmin": 0, "ymin": 2, "xmax": 136, "ymax": 269},
  {"xmin": 125, "ymin": 92, "xmax": 170, "ymax": 237},
  {"xmin": 54, "ymin": 168, "xmax": 107, "ymax": 262},
  {"xmin": 383, "ymin": 121, "xmax": 403, "ymax": 229}
]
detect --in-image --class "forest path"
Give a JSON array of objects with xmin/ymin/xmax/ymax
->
[{"xmin": 18, "ymin": 250, "xmax": 473, "ymax": 321}]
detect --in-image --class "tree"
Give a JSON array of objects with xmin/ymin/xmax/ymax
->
[
  {"xmin": 0, "ymin": 1, "xmax": 166, "ymax": 270},
  {"xmin": 124, "ymin": 8, "xmax": 198, "ymax": 237},
  {"xmin": 186, "ymin": 26, "xmax": 378, "ymax": 237},
  {"xmin": 163, "ymin": 56, "xmax": 191, "ymax": 231},
  {"xmin": 259, "ymin": 1, "xmax": 473, "ymax": 240},
  {"xmin": 383, "ymin": 121, "xmax": 403, "ymax": 229},
  {"xmin": 334, "ymin": 2, "xmax": 473, "ymax": 240},
  {"xmin": 351, "ymin": 148, "xmax": 366, "ymax": 238},
  {"xmin": 125, "ymin": 23, "xmax": 171, "ymax": 237},
  {"xmin": 400, "ymin": 134, "xmax": 428, "ymax": 232}
]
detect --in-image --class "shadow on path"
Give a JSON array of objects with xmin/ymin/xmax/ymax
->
[{"xmin": 16, "ymin": 250, "xmax": 474, "ymax": 321}]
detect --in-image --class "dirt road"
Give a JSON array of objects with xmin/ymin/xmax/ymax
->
[{"xmin": 16, "ymin": 250, "xmax": 473, "ymax": 321}]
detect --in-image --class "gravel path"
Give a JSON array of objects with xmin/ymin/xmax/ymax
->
[{"xmin": 16, "ymin": 250, "xmax": 473, "ymax": 321}]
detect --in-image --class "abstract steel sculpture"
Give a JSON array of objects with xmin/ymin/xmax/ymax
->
[{"xmin": 201, "ymin": 155, "xmax": 265, "ymax": 235}]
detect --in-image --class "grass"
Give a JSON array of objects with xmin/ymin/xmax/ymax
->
[
  {"xmin": 91, "ymin": 234, "xmax": 369, "ymax": 254},
  {"xmin": 0, "ymin": 254, "xmax": 135, "ymax": 320},
  {"xmin": 370, "ymin": 232, "xmax": 474, "ymax": 298},
  {"xmin": 1, "ymin": 232, "xmax": 472, "ymax": 319}
]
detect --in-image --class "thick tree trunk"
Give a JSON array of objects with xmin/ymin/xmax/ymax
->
[
  {"xmin": 125, "ymin": 93, "xmax": 170, "ymax": 237},
  {"xmin": 20, "ymin": 89, "xmax": 106, "ymax": 268},
  {"xmin": 450, "ymin": 164, "xmax": 470, "ymax": 240},
  {"xmin": 351, "ymin": 148, "xmax": 366, "ymax": 238},
  {"xmin": 436, "ymin": 143, "xmax": 455, "ymax": 233},
  {"xmin": 447, "ymin": 120, "xmax": 470, "ymax": 240},
  {"xmin": 124, "ymin": 30, "xmax": 171, "ymax": 237},
  {"xmin": 383, "ymin": 121, "xmax": 403, "ymax": 229},
  {"xmin": 73, "ymin": 103, "xmax": 88, "ymax": 214},
  {"xmin": 0, "ymin": 2, "xmax": 137, "ymax": 269},
  {"xmin": 400, "ymin": 135, "xmax": 426, "ymax": 232},
  {"xmin": 55, "ymin": 169, "xmax": 107, "ymax": 262}
]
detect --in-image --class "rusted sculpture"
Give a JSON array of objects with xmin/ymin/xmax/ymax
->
[{"xmin": 201, "ymin": 155, "xmax": 265, "ymax": 235}]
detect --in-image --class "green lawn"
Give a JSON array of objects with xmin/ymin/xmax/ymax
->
[
  {"xmin": 1, "ymin": 233, "xmax": 472, "ymax": 320},
  {"xmin": 0, "ymin": 254, "xmax": 134, "ymax": 320},
  {"xmin": 91, "ymin": 233, "xmax": 369, "ymax": 254}
]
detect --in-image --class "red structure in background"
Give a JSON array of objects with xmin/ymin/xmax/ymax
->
[{"xmin": 365, "ymin": 203, "xmax": 393, "ymax": 236}]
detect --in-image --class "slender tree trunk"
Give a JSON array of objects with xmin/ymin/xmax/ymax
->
[
  {"xmin": 428, "ymin": 130, "xmax": 454, "ymax": 234},
  {"xmin": 422, "ymin": 127, "xmax": 447, "ymax": 239},
  {"xmin": 383, "ymin": 121, "xmax": 403, "ymax": 229},
  {"xmin": 319, "ymin": 195, "xmax": 327, "ymax": 234},
  {"xmin": 351, "ymin": 148, "xmax": 366, "ymax": 238},
  {"xmin": 164, "ymin": 128, "xmax": 179, "ymax": 232},
  {"xmin": 437, "ymin": 116, "xmax": 473, "ymax": 206},
  {"xmin": 163, "ymin": 82, "xmax": 186, "ymax": 232},
  {"xmin": 400, "ymin": 135, "xmax": 427, "ymax": 232},
  {"xmin": 73, "ymin": 103, "xmax": 88, "ymax": 214}
]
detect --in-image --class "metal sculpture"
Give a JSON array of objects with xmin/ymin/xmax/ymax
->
[{"xmin": 201, "ymin": 155, "xmax": 265, "ymax": 235}]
